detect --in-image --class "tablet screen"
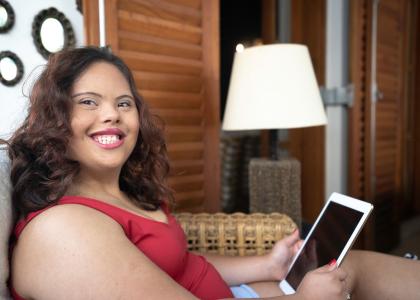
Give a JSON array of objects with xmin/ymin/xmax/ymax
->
[{"xmin": 285, "ymin": 201, "xmax": 364, "ymax": 290}]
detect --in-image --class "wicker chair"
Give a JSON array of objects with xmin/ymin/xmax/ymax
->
[
  {"xmin": 0, "ymin": 149, "xmax": 298, "ymax": 298},
  {"xmin": 174, "ymin": 212, "xmax": 297, "ymax": 256}
]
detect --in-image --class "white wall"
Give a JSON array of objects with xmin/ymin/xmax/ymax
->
[
  {"xmin": 0, "ymin": 0, "xmax": 84, "ymax": 138},
  {"xmin": 325, "ymin": 0, "xmax": 349, "ymax": 197}
]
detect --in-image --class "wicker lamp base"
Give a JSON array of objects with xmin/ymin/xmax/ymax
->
[{"xmin": 249, "ymin": 158, "xmax": 302, "ymax": 229}]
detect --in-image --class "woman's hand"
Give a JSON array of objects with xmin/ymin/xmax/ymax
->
[
  {"xmin": 266, "ymin": 229, "xmax": 303, "ymax": 280},
  {"xmin": 296, "ymin": 262, "xmax": 348, "ymax": 300}
]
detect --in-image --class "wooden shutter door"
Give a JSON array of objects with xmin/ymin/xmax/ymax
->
[
  {"xmin": 349, "ymin": 0, "xmax": 409, "ymax": 250},
  {"xmin": 83, "ymin": 0, "xmax": 220, "ymax": 212},
  {"xmin": 373, "ymin": 0, "xmax": 408, "ymax": 251}
]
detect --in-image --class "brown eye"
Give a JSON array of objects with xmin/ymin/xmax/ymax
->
[
  {"xmin": 79, "ymin": 99, "xmax": 98, "ymax": 106},
  {"xmin": 118, "ymin": 100, "xmax": 132, "ymax": 108}
]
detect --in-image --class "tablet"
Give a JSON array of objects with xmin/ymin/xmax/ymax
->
[{"xmin": 279, "ymin": 192, "xmax": 373, "ymax": 294}]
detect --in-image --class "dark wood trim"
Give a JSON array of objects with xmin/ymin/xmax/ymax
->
[
  {"xmin": 202, "ymin": 0, "xmax": 221, "ymax": 212},
  {"xmin": 348, "ymin": 0, "xmax": 374, "ymax": 249},
  {"xmin": 261, "ymin": 0, "xmax": 277, "ymax": 43},
  {"xmin": 363, "ymin": 0, "xmax": 375, "ymax": 250},
  {"xmin": 105, "ymin": 0, "xmax": 119, "ymax": 51},
  {"xmin": 348, "ymin": 0, "xmax": 367, "ymax": 200},
  {"xmin": 289, "ymin": 0, "xmax": 326, "ymax": 223},
  {"xmin": 399, "ymin": 0, "xmax": 415, "ymax": 219},
  {"xmin": 260, "ymin": 0, "xmax": 278, "ymax": 158},
  {"xmin": 413, "ymin": 0, "xmax": 420, "ymax": 213},
  {"xmin": 82, "ymin": 0, "xmax": 100, "ymax": 46}
]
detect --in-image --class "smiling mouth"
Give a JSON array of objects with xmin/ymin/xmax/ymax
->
[{"xmin": 92, "ymin": 135, "xmax": 121, "ymax": 145}]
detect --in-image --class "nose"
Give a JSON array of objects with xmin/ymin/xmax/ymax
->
[{"xmin": 100, "ymin": 102, "xmax": 120, "ymax": 124}]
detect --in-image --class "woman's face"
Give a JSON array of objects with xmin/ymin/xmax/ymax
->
[{"xmin": 68, "ymin": 62, "xmax": 140, "ymax": 175}]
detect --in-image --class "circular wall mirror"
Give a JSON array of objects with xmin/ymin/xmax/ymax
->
[
  {"xmin": 32, "ymin": 7, "xmax": 75, "ymax": 59},
  {"xmin": 0, "ymin": 51, "xmax": 24, "ymax": 86},
  {"xmin": 40, "ymin": 18, "xmax": 65, "ymax": 53},
  {"xmin": 0, "ymin": 0, "xmax": 15, "ymax": 33}
]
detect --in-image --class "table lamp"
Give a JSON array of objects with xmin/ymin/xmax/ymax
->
[{"xmin": 222, "ymin": 44, "xmax": 327, "ymax": 227}]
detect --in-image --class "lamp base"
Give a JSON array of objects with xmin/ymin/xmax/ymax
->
[{"xmin": 249, "ymin": 158, "xmax": 302, "ymax": 228}]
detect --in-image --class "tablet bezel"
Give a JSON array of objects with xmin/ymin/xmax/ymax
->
[{"xmin": 279, "ymin": 192, "xmax": 373, "ymax": 295}]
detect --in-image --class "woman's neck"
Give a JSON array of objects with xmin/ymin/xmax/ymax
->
[{"xmin": 67, "ymin": 168, "xmax": 126, "ymax": 202}]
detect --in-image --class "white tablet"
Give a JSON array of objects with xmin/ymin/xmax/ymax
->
[{"xmin": 279, "ymin": 192, "xmax": 373, "ymax": 294}]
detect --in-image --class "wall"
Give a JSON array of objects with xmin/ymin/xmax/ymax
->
[
  {"xmin": 325, "ymin": 0, "xmax": 349, "ymax": 197},
  {"xmin": 279, "ymin": 0, "xmax": 349, "ymax": 199},
  {"xmin": 0, "ymin": 0, "xmax": 84, "ymax": 139}
]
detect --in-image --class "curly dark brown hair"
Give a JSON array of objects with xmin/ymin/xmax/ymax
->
[{"xmin": 4, "ymin": 46, "xmax": 173, "ymax": 218}]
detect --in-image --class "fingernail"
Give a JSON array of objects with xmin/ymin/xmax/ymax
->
[{"xmin": 328, "ymin": 259, "xmax": 337, "ymax": 266}]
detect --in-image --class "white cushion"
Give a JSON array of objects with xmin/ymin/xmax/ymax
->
[{"xmin": 0, "ymin": 150, "xmax": 12, "ymax": 300}]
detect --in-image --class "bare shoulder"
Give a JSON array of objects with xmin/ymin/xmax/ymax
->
[
  {"xmin": 12, "ymin": 204, "xmax": 198, "ymax": 300},
  {"xmin": 16, "ymin": 203, "xmax": 123, "ymax": 243},
  {"xmin": 12, "ymin": 205, "xmax": 123, "ymax": 297}
]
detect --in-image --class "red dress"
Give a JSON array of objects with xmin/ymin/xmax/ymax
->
[{"xmin": 11, "ymin": 196, "xmax": 233, "ymax": 300}]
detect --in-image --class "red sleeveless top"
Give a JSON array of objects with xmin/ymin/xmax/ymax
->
[{"xmin": 11, "ymin": 196, "xmax": 233, "ymax": 300}]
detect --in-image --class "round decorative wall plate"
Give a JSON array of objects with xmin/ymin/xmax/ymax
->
[
  {"xmin": 32, "ymin": 7, "xmax": 76, "ymax": 59},
  {"xmin": 0, "ymin": 50, "xmax": 24, "ymax": 86},
  {"xmin": 0, "ymin": 0, "xmax": 15, "ymax": 33}
]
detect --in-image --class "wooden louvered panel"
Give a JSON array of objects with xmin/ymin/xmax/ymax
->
[
  {"xmin": 376, "ymin": 130, "xmax": 396, "ymax": 140},
  {"xmin": 152, "ymin": 109, "xmax": 202, "ymax": 126},
  {"xmin": 165, "ymin": 126, "xmax": 203, "ymax": 143},
  {"xmin": 375, "ymin": 147, "xmax": 396, "ymax": 159},
  {"xmin": 175, "ymin": 190, "xmax": 205, "ymax": 209},
  {"xmin": 119, "ymin": 32, "xmax": 202, "ymax": 60},
  {"xmin": 376, "ymin": 74, "xmax": 399, "ymax": 90},
  {"xmin": 119, "ymin": 51, "xmax": 202, "ymax": 75},
  {"xmin": 170, "ymin": 160, "xmax": 203, "ymax": 176},
  {"xmin": 141, "ymin": 90, "xmax": 202, "ymax": 109},
  {"xmin": 164, "ymin": 0, "xmax": 201, "ymax": 9},
  {"xmin": 376, "ymin": 116, "xmax": 397, "ymax": 126},
  {"xmin": 176, "ymin": 189, "xmax": 204, "ymax": 201},
  {"xmin": 167, "ymin": 142, "xmax": 204, "ymax": 158},
  {"xmin": 349, "ymin": 0, "xmax": 410, "ymax": 250},
  {"xmin": 118, "ymin": 11, "xmax": 202, "ymax": 44},
  {"xmin": 376, "ymin": 159, "xmax": 397, "ymax": 174},
  {"xmin": 376, "ymin": 106, "xmax": 397, "ymax": 116},
  {"xmin": 371, "ymin": 0, "xmax": 407, "ymax": 251},
  {"xmin": 90, "ymin": 0, "xmax": 221, "ymax": 211},
  {"xmin": 168, "ymin": 141, "xmax": 204, "ymax": 151},
  {"xmin": 168, "ymin": 174, "xmax": 204, "ymax": 191},
  {"xmin": 377, "ymin": 53, "xmax": 398, "ymax": 69},
  {"xmin": 375, "ymin": 158, "xmax": 396, "ymax": 170},
  {"xmin": 376, "ymin": 101, "xmax": 397, "ymax": 111},
  {"xmin": 118, "ymin": 0, "xmax": 202, "ymax": 26},
  {"xmin": 133, "ymin": 72, "xmax": 202, "ymax": 93},
  {"xmin": 376, "ymin": 183, "xmax": 394, "ymax": 196},
  {"xmin": 377, "ymin": 89, "xmax": 398, "ymax": 100}
]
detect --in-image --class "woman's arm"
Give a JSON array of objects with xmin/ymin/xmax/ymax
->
[
  {"xmin": 12, "ymin": 204, "xmax": 200, "ymax": 300},
  {"xmin": 201, "ymin": 230, "xmax": 302, "ymax": 286}
]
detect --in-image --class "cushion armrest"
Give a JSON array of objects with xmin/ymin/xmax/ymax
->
[{"xmin": 174, "ymin": 212, "xmax": 297, "ymax": 256}]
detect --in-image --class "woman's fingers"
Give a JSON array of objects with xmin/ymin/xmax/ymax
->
[
  {"xmin": 337, "ymin": 267, "xmax": 348, "ymax": 281},
  {"xmin": 284, "ymin": 229, "xmax": 300, "ymax": 246},
  {"xmin": 315, "ymin": 260, "xmax": 337, "ymax": 273}
]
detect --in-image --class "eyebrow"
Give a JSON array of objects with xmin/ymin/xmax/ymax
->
[
  {"xmin": 71, "ymin": 92, "xmax": 134, "ymax": 100},
  {"xmin": 71, "ymin": 92, "xmax": 101, "ymax": 98}
]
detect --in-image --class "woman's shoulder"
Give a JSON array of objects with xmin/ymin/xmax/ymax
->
[
  {"xmin": 11, "ymin": 204, "xmax": 127, "ymax": 298},
  {"xmin": 16, "ymin": 203, "xmax": 123, "ymax": 245},
  {"xmin": 11, "ymin": 201, "xmax": 197, "ymax": 300}
]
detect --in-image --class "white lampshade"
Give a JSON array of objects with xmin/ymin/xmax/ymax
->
[{"xmin": 222, "ymin": 44, "xmax": 327, "ymax": 130}]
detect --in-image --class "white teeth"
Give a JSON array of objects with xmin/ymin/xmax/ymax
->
[{"xmin": 93, "ymin": 135, "xmax": 120, "ymax": 145}]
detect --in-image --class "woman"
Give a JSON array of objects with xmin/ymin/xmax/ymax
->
[{"xmin": 6, "ymin": 47, "xmax": 420, "ymax": 300}]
